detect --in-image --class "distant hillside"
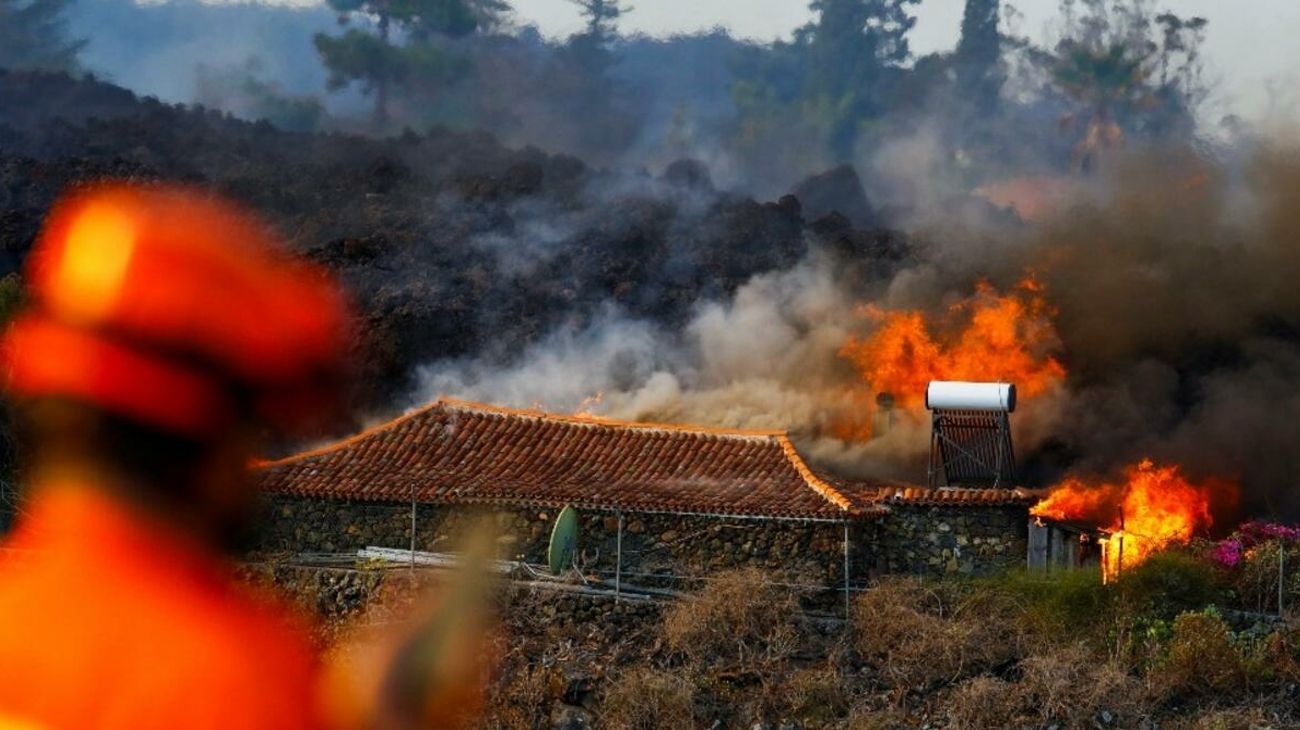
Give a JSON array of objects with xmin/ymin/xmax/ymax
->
[{"xmin": 0, "ymin": 70, "xmax": 905, "ymax": 423}]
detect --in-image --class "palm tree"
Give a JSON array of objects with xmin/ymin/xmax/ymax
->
[{"xmin": 1048, "ymin": 38, "xmax": 1154, "ymax": 173}]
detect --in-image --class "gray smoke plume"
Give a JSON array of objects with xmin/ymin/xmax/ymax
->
[{"xmin": 415, "ymin": 139, "xmax": 1300, "ymax": 522}]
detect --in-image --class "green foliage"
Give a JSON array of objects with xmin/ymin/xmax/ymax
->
[
  {"xmin": 315, "ymin": 28, "xmax": 416, "ymax": 92},
  {"xmin": 968, "ymin": 567, "xmax": 1108, "ymax": 639},
  {"xmin": 569, "ymin": 0, "xmax": 625, "ymax": 42},
  {"xmin": 1152, "ymin": 607, "xmax": 1254, "ymax": 698},
  {"xmin": 588, "ymin": 556, "xmax": 1300, "ymax": 729},
  {"xmin": 1049, "ymin": 39, "xmax": 1152, "ymax": 108},
  {"xmin": 803, "ymin": 0, "xmax": 919, "ymax": 157},
  {"xmin": 1113, "ymin": 550, "xmax": 1230, "ymax": 620},
  {"xmin": 726, "ymin": 0, "xmax": 920, "ymax": 172},
  {"xmin": 955, "ymin": 0, "xmax": 1002, "ymax": 112},
  {"xmin": 314, "ymin": 0, "xmax": 488, "ymax": 124},
  {"xmin": 0, "ymin": 0, "xmax": 84, "ymax": 71},
  {"xmin": 1031, "ymin": 0, "xmax": 1208, "ymax": 170},
  {"xmin": 563, "ymin": 0, "xmax": 630, "ymax": 77},
  {"xmin": 1227, "ymin": 539, "xmax": 1300, "ymax": 615}
]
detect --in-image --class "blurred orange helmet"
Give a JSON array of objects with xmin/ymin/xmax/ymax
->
[{"xmin": 1, "ymin": 182, "xmax": 351, "ymax": 439}]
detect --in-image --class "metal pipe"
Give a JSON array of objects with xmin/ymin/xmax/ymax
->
[
  {"xmin": 616, "ymin": 511, "xmax": 624, "ymax": 603},
  {"xmin": 843, "ymin": 521, "xmax": 851, "ymax": 619},
  {"xmin": 410, "ymin": 481, "xmax": 416, "ymax": 575}
]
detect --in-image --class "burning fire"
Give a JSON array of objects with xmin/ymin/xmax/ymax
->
[
  {"xmin": 834, "ymin": 276, "xmax": 1066, "ymax": 439},
  {"xmin": 573, "ymin": 391, "xmax": 606, "ymax": 417},
  {"xmin": 1032, "ymin": 459, "xmax": 1231, "ymax": 581}
]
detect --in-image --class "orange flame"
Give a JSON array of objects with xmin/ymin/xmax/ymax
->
[
  {"xmin": 1031, "ymin": 459, "xmax": 1231, "ymax": 581},
  {"xmin": 834, "ymin": 276, "xmax": 1066, "ymax": 439},
  {"xmin": 573, "ymin": 391, "xmax": 606, "ymax": 418}
]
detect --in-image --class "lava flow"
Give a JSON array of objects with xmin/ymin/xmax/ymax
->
[
  {"xmin": 834, "ymin": 276, "xmax": 1066, "ymax": 439},
  {"xmin": 1032, "ymin": 459, "xmax": 1234, "ymax": 580}
]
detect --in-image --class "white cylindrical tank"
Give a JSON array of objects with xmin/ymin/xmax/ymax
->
[{"xmin": 925, "ymin": 381, "xmax": 1017, "ymax": 412}]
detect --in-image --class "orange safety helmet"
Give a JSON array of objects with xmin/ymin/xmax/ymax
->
[{"xmin": 1, "ymin": 182, "xmax": 351, "ymax": 438}]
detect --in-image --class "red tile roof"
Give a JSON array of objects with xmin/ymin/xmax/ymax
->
[
  {"xmin": 860, "ymin": 484, "xmax": 1045, "ymax": 507},
  {"xmin": 257, "ymin": 399, "xmax": 888, "ymax": 521}
]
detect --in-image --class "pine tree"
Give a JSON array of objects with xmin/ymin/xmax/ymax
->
[
  {"xmin": 567, "ymin": 0, "xmax": 629, "ymax": 74},
  {"xmin": 0, "ymin": 0, "xmax": 84, "ymax": 71},
  {"xmin": 955, "ymin": 0, "xmax": 1002, "ymax": 113},
  {"xmin": 803, "ymin": 0, "xmax": 920, "ymax": 157},
  {"xmin": 314, "ymin": 0, "xmax": 482, "ymax": 126}
]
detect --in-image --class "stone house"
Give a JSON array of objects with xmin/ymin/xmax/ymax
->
[{"xmin": 255, "ymin": 399, "xmax": 1039, "ymax": 592}]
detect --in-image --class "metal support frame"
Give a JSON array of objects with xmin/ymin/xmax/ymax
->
[
  {"xmin": 615, "ymin": 512, "xmax": 624, "ymax": 602},
  {"xmin": 927, "ymin": 409, "xmax": 1016, "ymax": 487},
  {"xmin": 842, "ymin": 521, "xmax": 851, "ymax": 619},
  {"xmin": 1279, "ymin": 545, "xmax": 1285, "ymax": 618},
  {"xmin": 409, "ymin": 481, "xmax": 417, "ymax": 575}
]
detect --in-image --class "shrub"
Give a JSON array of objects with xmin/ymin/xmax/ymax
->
[
  {"xmin": 1230, "ymin": 539, "xmax": 1300, "ymax": 614},
  {"xmin": 945, "ymin": 676, "xmax": 1023, "ymax": 729},
  {"xmin": 846, "ymin": 706, "xmax": 913, "ymax": 730},
  {"xmin": 968, "ymin": 568, "xmax": 1110, "ymax": 645},
  {"xmin": 480, "ymin": 663, "xmax": 562, "ymax": 730},
  {"xmin": 854, "ymin": 577, "xmax": 1016, "ymax": 690},
  {"xmin": 600, "ymin": 667, "xmax": 695, "ymax": 730},
  {"xmin": 1179, "ymin": 706, "xmax": 1280, "ymax": 730},
  {"xmin": 1113, "ymin": 551, "xmax": 1229, "ymax": 620},
  {"xmin": 1150, "ymin": 608, "xmax": 1251, "ymax": 700},
  {"xmin": 1016, "ymin": 644, "xmax": 1147, "ymax": 729},
  {"xmin": 776, "ymin": 666, "xmax": 850, "ymax": 725},
  {"xmin": 661, "ymin": 567, "xmax": 802, "ymax": 671}
]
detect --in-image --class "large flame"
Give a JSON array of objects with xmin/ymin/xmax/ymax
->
[
  {"xmin": 1031, "ymin": 459, "xmax": 1229, "ymax": 581},
  {"xmin": 835, "ymin": 276, "xmax": 1066, "ymax": 439}
]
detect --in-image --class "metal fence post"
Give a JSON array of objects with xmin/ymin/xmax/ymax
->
[
  {"xmin": 843, "ymin": 521, "xmax": 851, "ymax": 620},
  {"xmin": 409, "ymin": 481, "xmax": 416, "ymax": 576},
  {"xmin": 615, "ymin": 512, "xmax": 624, "ymax": 602},
  {"xmin": 1280, "ymin": 543, "xmax": 1286, "ymax": 618}
]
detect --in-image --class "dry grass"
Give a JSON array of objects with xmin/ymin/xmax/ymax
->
[
  {"xmin": 853, "ymin": 577, "xmax": 1016, "ymax": 691},
  {"xmin": 661, "ymin": 567, "xmax": 802, "ymax": 671},
  {"xmin": 1150, "ymin": 610, "xmax": 1252, "ymax": 700},
  {"xmin": 846, "ymin": 706, "xmax": 914, "ymax": 730},
  {"xmin": 1016, "ymin": 644, "xmax": 1147, "ymax": 729},
  {"xmin": 600, "ymin": 667, "xmax": 695, "ymax": 730},
  {"xmin": 945, "ymin": 676, "xmax": 1023, "ymax": 729},
  {"xmin": 775, "ymin": 666, "xmax": 850, "ymax": 724},
  {"xmin": 479, "ymin": 663, "xmax": 562, "ymax": 730},
  {"xmin": 1172, "ymin": 706, "xmax": 1282, "ymax": 730}
]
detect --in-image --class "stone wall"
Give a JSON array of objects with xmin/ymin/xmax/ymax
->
[
  {"xmin": 255, "ymin": 494, "xmax": 1028, "ymax": 584},
  {"xmin": 869, "ymin": 504, "xmax": 1028, "ymax": 576},
  {"xmin": 257, "ymin": 495, "xmax": 868, "ymax": 595}
]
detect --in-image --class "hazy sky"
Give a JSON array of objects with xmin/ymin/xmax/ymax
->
[{"xmin": 511, "ymin": 0, "xmax": 1300, "ymax": 124}]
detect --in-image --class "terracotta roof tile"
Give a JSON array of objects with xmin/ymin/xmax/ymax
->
[
  {"xmin": 257, "ymin": 398, "xmax": 888, "ymax": 520},
  {"xmin": 814, "ymin": 472, "xmax": 1043, "ymax": 507},
  {"xmin": 867, "ymin": 485, "xmax": 1044, "ymax": 507}
]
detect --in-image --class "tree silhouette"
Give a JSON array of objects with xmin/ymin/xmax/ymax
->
[
  {"xmin": 314, "ymin": 0, "xmax": 485, "ymax": 125},
  {"xmin": 0, "ymin": 0, "xmax": 84, "ymax": 71},
  {"xmin": 955, "ymin": 0, "xmax": 1003, "ymax": 113}
]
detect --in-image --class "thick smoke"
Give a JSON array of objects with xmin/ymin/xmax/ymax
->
[
  {"xmin": 1017, "ymin": 148, "xmax": 1300, "ymax": 520},
  {"xmin": 66, "ymin": 0, "xmax": 342, "ymax": 106},
  {"xmin": 417, "ymin": 141, "xmax": 1300, "ymax": 520}
]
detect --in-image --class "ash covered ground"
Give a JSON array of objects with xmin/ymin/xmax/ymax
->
[{"xmin": 0, "ymin": 69, "xmax": 907, "ymax": 419}]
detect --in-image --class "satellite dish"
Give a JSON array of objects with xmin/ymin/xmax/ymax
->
[{"xmin": 547, "ymin": 505, "xmax": 579, "ymax": 575}]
